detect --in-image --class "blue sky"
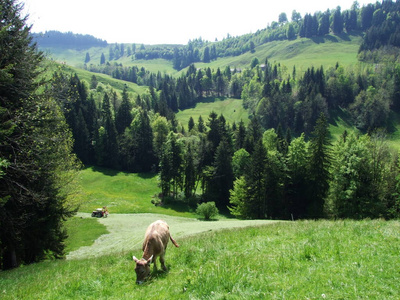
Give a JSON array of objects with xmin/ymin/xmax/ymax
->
[{"xmin": 22, "ymin": 0, "xmax": 375, "ymax": 45}]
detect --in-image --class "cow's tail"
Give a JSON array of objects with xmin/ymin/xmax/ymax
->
[{"xmin": 170, "ymin": 236, "xmax": 179, "ymax": 248}]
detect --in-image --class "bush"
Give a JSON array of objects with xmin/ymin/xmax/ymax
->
[{"xmin": 196, "ymin": 202, "xmax": 219, "ymax": 220}]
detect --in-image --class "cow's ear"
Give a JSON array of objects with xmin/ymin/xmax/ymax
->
[
  {"xmin": 147, "ymin": 255, "xmax": 154, "ymax": 265},
  {"xmin": 132, "ymin": 256, "xmax": 139, "ymax": 262}
]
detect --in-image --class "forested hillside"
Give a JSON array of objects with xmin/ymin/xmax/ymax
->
[
  {"xmin": 43, "ymin": 0, "xmax": 400, "ymax": 222},
  {"xmin": 32, "ymin": 31, "xmax": 107, "ymax": 50}
]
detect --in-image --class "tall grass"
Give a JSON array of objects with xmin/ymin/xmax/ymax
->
[{"xmin": 1, "ymin": 220, "xmax": 399, "ymax": 299}]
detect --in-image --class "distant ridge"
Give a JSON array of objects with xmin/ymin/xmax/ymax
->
[{"xmin": 32, "ymin": 31, "xmax": 108, "ymax": 50}]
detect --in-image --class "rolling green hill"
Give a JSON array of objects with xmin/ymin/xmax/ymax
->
[
  {"xmin": 193, "ymin": 33, "xmax": 363, "ymax": 75},
  {"xmin": 41, "ymin": 33, "xmax": 363, "ymax": 77}
]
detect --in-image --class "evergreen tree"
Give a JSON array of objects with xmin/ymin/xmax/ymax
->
[
  {"xmin": 85, "ymin": 52, "xmax": 90, "ymax": 63},
  {"xmin": 90, "ymin": 75, "xmax": 98, "ymax": 89},
  {"xmin": 0, "ymin": 0, "xmax": 80, "ymax": 269},
  {"xmin": 115, "ymin": 86, "xmax": 133, "ymax": 135},
  {"xmin": 235, "ymin": 120, "xmax": 247, "ymax": 150},
  {"xmin": 318, "ymin": 11, "xmax": 330, "ymax": 36},
  {"xmin": 287, "ymin": 23, "xmax": 296, "ymax": 40},
  {"xmin": 208, "ymin": 139, "xmax": 233, "ymax": 208},
  {"xmin": 308, "ymin": 113, "xmax": 330, "ymax": 218},
  {"xmin": 332, "ymin": 6, "xmax": 344, "ymax": 35},
  {"xmin": 159, "ymin": 132, "xmax": 183, "ymax": 200},
  {"xmin": 247, "ymin": 139, "xmax": 268, "ymax": 218},
  {"xmin": 129, "ymin": 109, "xmax": 155, "ymax": 172},
  {"xmin": 100, "ymin": 53, "xmax": 106, "ymax": 64},
  {"xmin": 197, "ymin": 115, "xmax": 206, "ymax": 133},
  {"xmin": 183, "ymin": 143, "xmax": 196, "ymax": 199},
  {"xmin": 188, "ymin": 116, "xmax": 195, "ymax": 132},
  {"xmin": 96, "ymin": 93, "xmax": 118, "ymax": 168},
  {"xmin": 203, "ymin": 46, "xmax": 210, "ymax": 63},
  {"xmin": 286, "ymin": 134, "xmax": 310, "ymax": 219}
]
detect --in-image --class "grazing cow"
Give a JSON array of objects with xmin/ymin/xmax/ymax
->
[{"xmin": 132, "ymin": 220, "xmax": 179, "ymax": 284}]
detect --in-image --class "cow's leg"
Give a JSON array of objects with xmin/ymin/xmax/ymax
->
[
  {"xmin": 152, "ymin": 255, "xmax": 158, "ymax": 271},
  {"xmin": 160, "ymin": 253, "xmax": 167, "ymax": 271}
]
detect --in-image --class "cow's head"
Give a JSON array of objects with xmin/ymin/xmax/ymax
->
[{"xmin": 133, "ymin": 255, "xmax": 153, "ymax": 284}]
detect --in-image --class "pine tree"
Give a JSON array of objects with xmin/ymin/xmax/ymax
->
[
  {"xmin": 308, "ymin": 113, "xmax": 330, "ymax": 218},
  {"xmin": 332, "ymin": 6, "xmax": 344, "ymax": 35},
  {"xmin": 209, "ymin": 139, "xmax": 233, "ymax": 208},
  {"xmin": 96, "ymin": 93, "xmax": 118, "ymax": 168},
  {"xmin": 188, "ymin": 116, "xmax": 195, "ymax": 132},
  {"xmin": 183, "ymin": 143, "xmax": 196, "ymax": 199},
  {"xmin": 203, "ymin": 46, "xmax": 210, "ymax": 63},
  {"xmin": 247, "ymin": 139, "xmax": 268, "ymax": 218},
  {"xmin": 197, "ymin": 115, "xmax": 206, "ymax": 133},
  {"xmin": 115, "ymin": 86, "xmax": 133, "ymax": 135},
  {"xmin": 159, "ymin": 132, "xmax": 183, "ymax": 200},
  {"xmin": 0, "ymin": 0, "xmax": 80, "ymax": 269}
]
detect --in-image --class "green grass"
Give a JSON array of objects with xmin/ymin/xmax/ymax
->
[
  {"xmin": 64, "ymin": 217, "xmax": 109, "ymax": 254},
  {"xmin": 65, "ymin": 214, "xmax": 276, "ymax": 260},
  {"xmin": 78, "ymin": 166, "xmax": 195, "ymax": 218},
  {"xmin": 191, "ymin": 34, "xmax": 363, "ymax": 75},
  {"xmin": 1, "ymin": 219, "xmax": 399, "ymax": 299},
  {"xmin": 328, "ymin": 107, "xmax": 360, "ymax": 141},
  {"xmin": 42, "ymin": 60, "xmax": 147, "ymax": 96},
  {"xmin": 41, "ymin": 33, "xmax": 363, "ymax": 79},
  {"xmin": 176, "ymin": 97, "xmax": 250, "ymax": 129}
]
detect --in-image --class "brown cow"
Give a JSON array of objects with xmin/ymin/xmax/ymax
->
[{"xmin": 132, "ymin": 220, "xmax": 179, "ymax": 284}]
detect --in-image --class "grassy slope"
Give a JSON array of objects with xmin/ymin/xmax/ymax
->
[
  {"xmin": 78, "ymin": 166, "xmax": 195, "ymax": 217},
  {"xmin": 1, "ymin": 220, "xmax": 399, "ymax": 299},
  {"xmin": 176, "ymin": 97, "xmax": 250, "ymax": 129},
  {"xmin": 180, "ymin": 33, "xmax": 363, "ymax": 75},
  {"xmin": 64, "ymin": 217, "xmax": 109, "ymax": 254},
  {"xmin": 43, "ymin": 58, "xmax": 147, "ymax": 96},
  {"xmin": 42, "ymin": 33, "xmax": 363, "ymax": 77}
]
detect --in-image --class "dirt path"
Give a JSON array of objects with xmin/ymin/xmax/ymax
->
[{"xmin": 66, "ymin": 213, "xmax": 279, "ymax": 260}]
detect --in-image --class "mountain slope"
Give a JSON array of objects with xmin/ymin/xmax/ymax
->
[{"xmin": 40, "ymin": 33, "xmax": 363, "ymax": 77}]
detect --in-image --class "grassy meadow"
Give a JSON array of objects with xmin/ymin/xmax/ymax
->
[
  {"xmin": 78, "ymin": 166, "xmax": 195, "ymax": 218},
  {"xmin": 176, "ymin": 97, "xmax": 250, "ymax": 130},
  {"xmin": 1, "ymin": 219, "xmax": 399, "ymax": 299}
]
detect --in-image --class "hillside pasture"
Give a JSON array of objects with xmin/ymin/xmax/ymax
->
[
  {"xmin": 1, "ymin": 219, "xmax": 399, "ymax": 299},
  {"xmin": 78, "ymin": 166, "xmax": 197, "ymax": 218},
  {"xmin": 176, "ymin": 97, "xmax": 250, "ymax": 130},
  {"xmin": 192, "ymin": 34, "xmax": 363, "ymax": 75}
]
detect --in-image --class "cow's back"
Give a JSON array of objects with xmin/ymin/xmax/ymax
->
[{"xmin": 142, "ymin": 220, "xmax": 170, "ymax": 258}]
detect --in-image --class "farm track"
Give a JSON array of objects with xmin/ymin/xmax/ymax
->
[{"xmin": 66, "ymin": 213, "xmax": 279, "ymax": 260}]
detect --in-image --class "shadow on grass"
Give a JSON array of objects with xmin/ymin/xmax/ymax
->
[
  {"xmin": 161, "ymin": 201, "xmax": 195, "ymax": 214},
  {"xmin": 310, "ymin": 33, "xmax": 355, "ymax": 44},
  {"xmin": 181, "ymin": 97, "xmax": 228, "ymax": 110},
  {"xmin": 84, "ymin": 165, "xmax": 158, "ymax": 179},
  {"xmin": 196, "ymin": 218, "xmax": 219, "ymax": 221}
]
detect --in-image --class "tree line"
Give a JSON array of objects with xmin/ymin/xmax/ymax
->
[{"xmin": 32, "ymin": 30, "xmax": 108, "ymax": 50}]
